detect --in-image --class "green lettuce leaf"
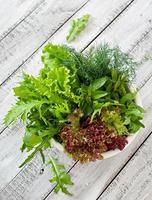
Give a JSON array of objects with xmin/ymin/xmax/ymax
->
[{"xmin": 66, "ymin": 14, "xmax": 90, "ymax": 43}]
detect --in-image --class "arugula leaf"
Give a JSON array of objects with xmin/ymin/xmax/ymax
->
[
  {"xmin": 4, "ymin": 100, "xmax": 45, "ymax": 125},
  {"xmin": 13, "ymin": 73, "xmax": 40, "ymax": 100},
  {"xmin": 39, "ymin": 149, "xmax": 45, "ymax": 164},
  {"xmin": 23, "ymin": 127, "xmax": 42, "ymax": 148},
  {"xmin": 19, "ymin": 139, "xmax": 47, "ymax": 168},
  {"xmin": 48, "ymin": 157, "xmax": 73, "ymax": 195},
  {"xmin": 66, "ymin": 14, "xmax": 90, "ymax": 43}
]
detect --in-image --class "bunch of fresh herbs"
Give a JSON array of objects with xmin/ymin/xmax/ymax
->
[{"xmin": 4, "ymin": 43, "xmax": 144, "ymax": 195}]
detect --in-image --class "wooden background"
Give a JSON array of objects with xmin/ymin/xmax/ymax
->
[{"xmin": 0, "ymin": 0, "xmax": 152, "ymax": 199}]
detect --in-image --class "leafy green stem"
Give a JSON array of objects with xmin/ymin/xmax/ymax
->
[
  {"xmin": 48, "ymin": 157, "xmax": 62, "ymax": 186},
  {"xmin": 19, "ymin": 139, "xmax": 47, "ymax": 168},
  {"xmin": 47, "ymin": 157, "xmax": 73, "ymax": 195}
]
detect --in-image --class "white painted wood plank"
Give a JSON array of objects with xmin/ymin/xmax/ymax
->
[
  {"xmin": 0, "ymin": 0, "xmax": 135, "ymax": 199},
  {"xmin": 45, "ymin": 0, "xmax": 152, "ymax": 199},
  {"xmin": 140, "ymin": 76, "xmax": 152, "ymax": 111},
  {"xmin": 89, "ymin": 0, "xmax": 152, "ymax": 92},
  {"xmin": 0, "ymin": 122, "xmax": 74, "ymax": 198},
  {"xmin": 0, "ymin": 0, "xmax": 88, "ymax": 85},
  {"xmin": 42, "ymin": 0, "xmax": 134, "ymax": 51},
  {"xmin": 143, "ymin": 191, "xmax": 152, "ymax": 200},
  {"xmin": 1, "ymin": 0, "xmax": 152, "ymax": 198},
  {"xmin": 91, "ymin": 0, "xmax": 152, "ymax": 52},
  {"xmin": 0, "ymin": 141, "xmax": 74, "ymax": 200},
  {"xmin": 98, "ymin": 123, "xmax": 152, "ymax": 200},
  {"xmin": 0, "ymin": 0, "xmax": 43, "ymax": 39}
]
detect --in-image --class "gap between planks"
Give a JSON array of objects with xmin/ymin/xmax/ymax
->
[
  {"xmin": 1, "ymin": 0, "xmax": 152, "ymax": 198},
  {"xmin": 44, "ymin": 1, "xmax": 139, "ymax": 198},
  {"xmin": 0, "ymin": 0, "xmax": 43, "ymax": 39},
  {"xmin": 0, "ymin": 0, "xmax": 89, "ymax": 86},
  {"xmin": 96, "ymin": 130, "xmax": 152, "ymax": 200},
  {"xmin": 0, "ymin": 0, "xmax": 90, "ymax": 135},
  {"xmin": 97, "ymin": 123, "xmax": 152, "ymax": 199},
  {"xmin": 0, "ymin": 0, "xmax": 44, "ymax": 42},
  {"xmin": 0, "ymin": 0, "xmax": 135, "ymax": 132},
  {"xmin": 0, "ymin": 0, "xmax": 137, "ymax": 198},
  {"xmin": 43, "ymin": 0, "xmax": 152, "ymax": 198}
]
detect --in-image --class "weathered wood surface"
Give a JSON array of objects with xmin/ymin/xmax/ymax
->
[
  {"xmin": 0, "ymin": 1, "xmax": 135, "ymax": 199},
  {"xmin": 0, "ymin": 0, "xmax": 134, "ymax": 131},
  {"xmin": 0, "ymin": 0, "xmax": 43, "ymax": 39},
  {"xmin": 42, "ymin": 0, "xmax": 152, "ymax": 199},
  {"xmin": 0, "ymin": 0, "xmax": 152, "ymax": 199},
  {"xmin": 98, "ymin": 121, "xmax": 152, "ymax": 200},
  {"xmin": 0, "ymin": 0, "xmax": 88, "ymax": 85}
]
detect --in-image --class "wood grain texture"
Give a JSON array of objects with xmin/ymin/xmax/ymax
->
[
  {"xmin": 45, "ymin": 0, "xmax": 152, "ymax": 199},
  {"xmin": 0, "ymin": 0, "xmax": 43, "ymax": 39},
  {"xmin": 140, "ymin": 75, "xmax": 152, "ymax": 110},
  {"xmin": 47, "ymin": 0, "xmax": 134, "ymax": 50},
  {"xmin": 0, "ymin": 0, "xmax": 88, "ymax": 85},
  {"xmin": 0, "ymin": 0, "xmax": 134, "ymax": 131},
  {"xmin": 90, "ymin": 0, "xmax": 152, "ymax": 92},
  {"xmin": 92, "ymin": 0, "xmax": 152, "ymax": 52},
  {"xmin": 1, "ymin": 0, "xmax": 152, "ymax": 199},
  {"xmin": 0, "ymin": 0, "xmax": 135, "ymax": 199},
  {"xmin": 0, "ymin": 140, "xmax": 74, "ymax": 200},
  {"xmin": 42, "ymin": 0, "xmax": 152, "ymax": 92},
  {"xmin": 98, "ymin": 121, "xmax": 152, "ymax": 200}
]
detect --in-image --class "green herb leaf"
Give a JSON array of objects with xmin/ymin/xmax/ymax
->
[
  {"xmin": 48, "ymin": 157, "xmax": 73, "ymax": 195},
  {"xmin": 39, "ymin": 149, "xmax": 45, "ymax": 163},
  {"xmin": 102, "ymin": 108, "xmax": 128, "ymax": 135},
  {"xmin": 111, "ymin": 68, "xmax": 118, "ymax": 81},
  {"xmin": 120, "ymin": 92, "xmax": 136, "ymax": 104},
  {"xmin": 91, "ymin": 77, "xmax": 108, "ymax": 90},
  {"xmin": 66, "ymin": 14, "xmax": 90, "ymax": 43},
  {"xmin": 19, "ymin": 140, "xmax": 46, "ymax": 168},
  {"xmin": 4, "ymin": 100, "xmax": 45, "ymax": 125},
  {"xmin": 93, "ymin": 91, "xmax": 108, "ymax": 99}
]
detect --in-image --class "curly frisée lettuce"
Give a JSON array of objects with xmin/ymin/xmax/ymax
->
[{"xmin": 4, "ymin": 43, "xmax": 144, "ymax": 195}]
